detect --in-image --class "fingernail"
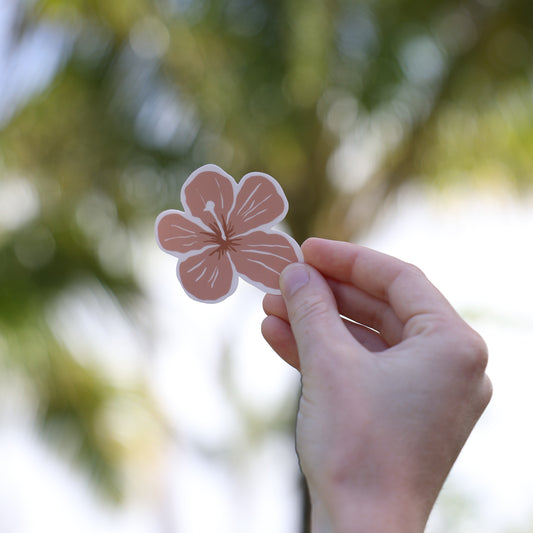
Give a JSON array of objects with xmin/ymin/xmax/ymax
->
[{"xmin": 280, "ymin": 263, "xmax": 309, "ymax": 298}]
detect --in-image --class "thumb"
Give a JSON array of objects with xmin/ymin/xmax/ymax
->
[{"xmin": 280, "ymin": 263, "xmax": 357, "ymax": 370}]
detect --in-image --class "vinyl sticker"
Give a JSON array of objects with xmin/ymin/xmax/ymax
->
[{"xmin": 155, "ymin": 164, "xmax": 303, "ymax": 303}]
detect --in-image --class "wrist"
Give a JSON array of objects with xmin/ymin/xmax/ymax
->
[{"xmin": 308, "ymin": 482, "xmax": 428, "ymax": 533}]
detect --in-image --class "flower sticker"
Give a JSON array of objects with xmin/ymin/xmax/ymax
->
[{"xmin": 155, "ymin": 164, "xmax": 303, "ymax": 303}]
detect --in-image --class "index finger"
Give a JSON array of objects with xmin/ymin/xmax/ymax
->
[{"xmin": 301, "ymin": 238, "xmax": 458, "ymax": 328}]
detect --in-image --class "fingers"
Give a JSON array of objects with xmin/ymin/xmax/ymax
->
[
  {"xmin": 327, "ymin": 279, "xmax": 404, "ymax": 346},
  {"xmin": 278, "ymin": 263, "xmax": 358, "ymax": 371},
  {"xmin": 263, "ymin": 293, "xmax": 288, "ymax": 321},
  {"xmin": 302, "ymin": 238, "xmax": 457, "ymax": 331},
  {"xmin": 261, "ymin": 314, "xmax": 300, "ymax": 369},
  {"xmin": 264, "ymin": 279, "xmax": 404, "ymax": 346},
  {"xmin": 262, "ymin": 312, "xmax": 389, "ymax": 371}
]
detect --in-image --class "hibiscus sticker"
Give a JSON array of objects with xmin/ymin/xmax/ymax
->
[{"xmin": 155, "ymin": 164, "xmax": 304, "ymax": 303}]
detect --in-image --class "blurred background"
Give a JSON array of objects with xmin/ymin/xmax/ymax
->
[{"xmin": 0, "ymin": 0, "xmax": 532, "ymax": 531}]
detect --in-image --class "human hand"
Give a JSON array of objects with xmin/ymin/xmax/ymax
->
[{"xmin": 262, "ymin": 238, "xmax": 492, "ymax": 533}]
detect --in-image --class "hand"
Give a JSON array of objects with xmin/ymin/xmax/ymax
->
[{"xmin": 262, "ymin": 238, "xmax": 492, "ymax": 533}]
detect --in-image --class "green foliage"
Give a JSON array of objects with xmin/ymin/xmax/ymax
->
[{"xmin": 6, "ymin": 0, "xmax": 533, "ymax": 237}]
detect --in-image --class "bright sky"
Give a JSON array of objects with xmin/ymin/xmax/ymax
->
[{"xmin": 1, "ymin": 185, "xmax": 532, "ymax": 533}]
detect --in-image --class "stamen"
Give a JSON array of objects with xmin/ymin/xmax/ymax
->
[{"xmin": 204, "ymin": 200, "xmax": 226, "ymax": 240}]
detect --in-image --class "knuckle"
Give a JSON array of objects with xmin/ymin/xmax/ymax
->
[
  {"xmin": 404, "ymin": 262, "xmax": 425, "ymax": 277},
  {"xmin": 292, "ymin": 295, "xmax": 331, "ymax": 327},
  {"xmin": 470, "ymin": 374, "xmax": 493, "ymax": 416},
  {"xmin": 431, "ymin": 318, "xmax": 489, "ymax": 376},
  {"xmin": 454, "ymin": 328, "xmax": 489, "ymax": 374},
  {"xmin": 479, "ymin": 375, "xmax": 493, "ymax": 407},
  {"xmin": 400, "ymin": 261, "xmax": 427, "ymax": 283}
]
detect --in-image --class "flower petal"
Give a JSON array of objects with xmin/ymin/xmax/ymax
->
[
  {"xmin": 229, "ymin": 173, "xmax": 287, "ymax": 235},
  {"xmin": 155, "ymin": 210, "xmax": 214, "ymax": 256},
  {"xmin": 178, "ymin": 248, "xmax": 237, "ymax": 303},
  {"xmin": 181, "ymin": 164, "xmax": 236, "ymax": 229},
  {"xmin": 230, "ymin": 231, "xmax": 303, "ymax": 293}
]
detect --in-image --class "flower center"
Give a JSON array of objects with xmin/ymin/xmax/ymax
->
[
  {"xmin": 203, "ymin": 201, "xmax": 240, "ymax": 257},
  {"xmin": 204, "ymin": 201, "xmax": 226, "ymax": 240}
]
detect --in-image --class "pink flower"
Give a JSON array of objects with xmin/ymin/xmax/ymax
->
[{"xmin": 155, "ymin": 164, "xmax": 303, "ymax": 303}]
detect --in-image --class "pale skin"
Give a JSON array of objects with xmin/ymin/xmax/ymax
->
[{"xmin": 261, "ymin": 238, "xmax": 492, "ymax": 533}]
